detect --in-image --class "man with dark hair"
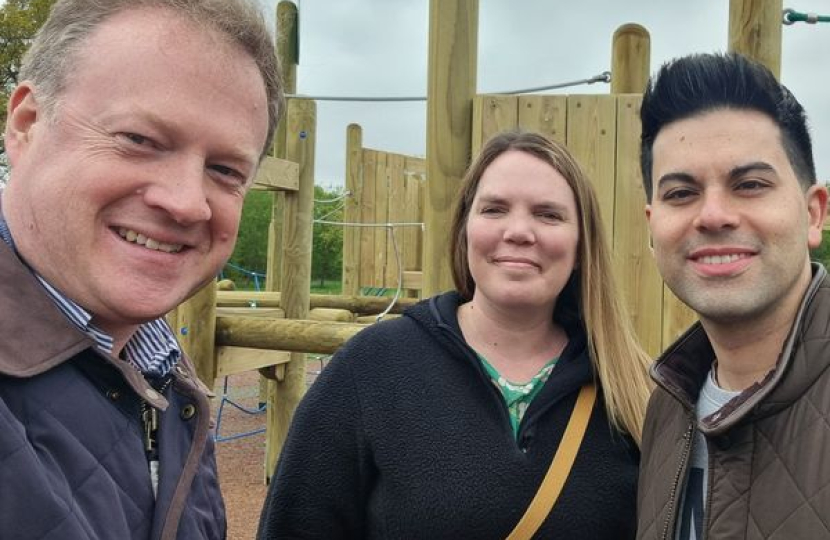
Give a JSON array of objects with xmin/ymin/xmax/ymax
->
[
  {"xmin": 636, "ymin": 52, "xmax": 830, "ymax": 540},
  {"xmin": 0, "ymin": 0, "xmax": 282, "ymax": 538}
]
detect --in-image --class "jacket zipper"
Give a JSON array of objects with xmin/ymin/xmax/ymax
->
[
  {"xmin": 661, "ymin": 419, "xmax": 695, "ymax": 540},
  {"xmin": 141, "ymin": 377, "xmax": 173, "ymax": 499}
]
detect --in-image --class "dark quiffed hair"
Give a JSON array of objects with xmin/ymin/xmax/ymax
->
[{"xmin": 639, "ymin": 52, "xmax": 815, "ymax": 200}]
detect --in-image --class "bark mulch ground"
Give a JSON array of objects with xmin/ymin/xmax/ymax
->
[{"xmin": 212, "ymin": 358, "xmax": 329, "ymax": 539}]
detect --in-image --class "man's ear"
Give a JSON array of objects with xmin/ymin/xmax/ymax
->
[
  {"xmin": 645, "ymin": 204, "xmax": 654, "ymax": 253},
  {"xmin": 806, "ymin": 184, "xmax": 829, "ymax": 250},
  {"xmin": 4, "ymin": 82, "xmax": 40, "ymax": 167}
]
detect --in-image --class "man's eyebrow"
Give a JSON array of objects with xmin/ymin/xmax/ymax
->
[
  {"xmin": 655, "ymin": 171, "xmax": 696, "ymax": 190},
  {"xmin": 729, "ymin": 161, "xmax": 775, "ymax": 180}
]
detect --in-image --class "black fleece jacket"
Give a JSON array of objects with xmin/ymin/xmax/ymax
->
[{"xmin": 258, "ymin": 292, "xmax": 638, "ymax": 539}]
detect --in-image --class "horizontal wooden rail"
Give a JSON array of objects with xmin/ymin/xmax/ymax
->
[
  {"xmin": 216, "ymin": 291, "xmax": 418, "ymax": 315},
  {"xmin": 215, "ymin": 316, "xmax": 366, "ymax": 355}
]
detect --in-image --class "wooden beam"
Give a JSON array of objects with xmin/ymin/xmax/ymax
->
[
  {"xmin": 216, "ymin": 317, "xmax": 365, "ymax": 355},
  {"xmin": 265, "ymin": 97, "xmax": 316, "ymax": 480},
  {"xmin": 252, "ymin": 156, "xmax": 299, "ymax": 192},
  {"xmin": 423, "ymin": 0, "xmax": 478, "ymax": 296},
  {"xmin": 216, "ymin": 291, "xmax": 418, "ymax": 314},
  {"xmin": 216, "ymin": 346, "xmax": 291, "ymax": 378},
  {"xmin": 611, "ymin": 24, "xmax": 650, "ymax": 94},
  {"xmin": 728, "ymin": 0, "xmax": 783, "ymax": 79}
]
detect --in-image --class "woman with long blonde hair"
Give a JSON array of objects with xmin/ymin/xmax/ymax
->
[{"xmin": 259, "ymin": 131, "xmax": 652, "ymax": 539}]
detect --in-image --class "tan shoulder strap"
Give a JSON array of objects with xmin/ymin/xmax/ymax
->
[{"xmin": 506, "ymin": 383, "xmax": 597, "ymax": 540}]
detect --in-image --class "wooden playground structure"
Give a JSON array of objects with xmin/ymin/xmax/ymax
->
[{"xmin": 166, "ymin": 0, "xmax": 788, "ymax": 479}]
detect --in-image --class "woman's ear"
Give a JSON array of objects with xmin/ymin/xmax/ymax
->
[{"xmin": 5, "ymin": 82, "xmax": 40, "ymax": 167}]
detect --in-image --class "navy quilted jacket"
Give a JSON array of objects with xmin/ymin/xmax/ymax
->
[
  {"xmin": 0, "ymin": 239, "xmax": 226, "ymax": 539},
  {"xmin": 258, "ymin": 291, "xmax": 639, "ymax": 539}
]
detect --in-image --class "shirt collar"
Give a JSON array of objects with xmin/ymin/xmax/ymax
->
[{"xmin": 0, "ymin": 215, "xmax": 181, "ymax": 377}]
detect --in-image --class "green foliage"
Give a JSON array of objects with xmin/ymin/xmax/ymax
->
[
  {"xmin": 0, "ymin": 0, "xmax": 56, "ymax": 155},
  {"xmin": 811, "ymin": 229, "xmax": 830, "ymax": 268},
  {"xmin": 225, "ymin": 190, "xmax": 272, "ymax": 289},
  {"xmin": 226, "ymin": 185, "xmax": 345, "ymax": 291},
  {"xmin": 312, "ymin": 185, "xmax": 344, "ymax": 289}
]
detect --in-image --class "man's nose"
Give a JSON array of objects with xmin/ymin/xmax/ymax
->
[
  {"xmin": 143, "ymin": 158, "xmax": 212, "ymax": 225},
  {"xmin": 693, "ymin": 190, "xmax": 740, "ymax": 232}
]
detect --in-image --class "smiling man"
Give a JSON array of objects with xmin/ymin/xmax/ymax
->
[
  {"xmin": 635, "ymin": 53, "xmax": 830, "ymax": 540},
  {"xmin": 0, "ymin": 0, "xmax": 282, "ymax": 538}
]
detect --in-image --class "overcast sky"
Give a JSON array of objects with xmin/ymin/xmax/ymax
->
[{"xmin": 258, "ymin": 1, "xmax": 830, "ymax": 189}]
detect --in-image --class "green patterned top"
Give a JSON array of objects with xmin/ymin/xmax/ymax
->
[{"xmin": 477, "ymin": 354, "xmax": 559, "ymax": 438}]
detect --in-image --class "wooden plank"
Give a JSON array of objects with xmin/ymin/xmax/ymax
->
[
  {"xmin": 518, "ymin": 95, "xmax": 567, "ymax": 145},
  {"xmin": 472, "ymin": 94, "xmax": 518, "ymax": 155},
  {"xmin": 612, "ymin": 95, "xmax": 663, "ymax": 357},
  {"xmin": 373, "ymin": 151, "xmax": 390, "ymax": 288},
  {"xmin": 403, "ymin": 172, "xmax": 425, "ymax": 275},
  {"xmin": 359, "ymin": 149, "xmax": 378, "ymax": 290},
  {"xmin": 216, "ymin": 347, "xmax": 291, "ymax": 378},
  {"xmin": 252, "ymin": 155, "xmax": 300, "ymax": 192},
  {"xmin": 402, "ymin": 270, "xmax": 423, "ymax": 290},
  {"xmin": 342, "ymin": 124, "xmax": 363, "ymax": 296},
  {"xmin": 385, "ymin": 153, "xmax": 406, "ymax": 288},
  {"xmin": 404, "ymin": 156, "xmax": 426, "ymax": 175},
  {"xmin": 565, "ymin": 94, "xmax": 617, "ymax": 240},
  {"xmin": 423, "ymin": 0, "xmax": 478, "ymax": 296},
  {"xmin": 175, "ymin": 281, "xmax": 217, "ymax": 388}
]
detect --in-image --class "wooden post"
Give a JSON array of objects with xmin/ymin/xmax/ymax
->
[
  {"xmin": 174, "ymin": 280, "xmax": 217, "ymax": 388},
  {"xmin": 261, "ymin": 0, "xmax": 300, "ymax": 408},
  {"xmin": 342, "ymin": 124, "xmax": 363, "ymax": 296},
  {"xmin": 422, "ymin": 0, "xmax": 478, "ymax": 296},
  {"xmin": 728, "ymin": 0, "xmax": 783, "ymax": 79},
  {"xmin": 266, "ymin": 0, "xmax": 299, "ymax": 292},
  {"xmin": 264, "ymin": 98, "xmax": 316, "ymax": 481},
  {"xmin": 611, "ymin": 24, "xmax": 650, "ymax": 94}
]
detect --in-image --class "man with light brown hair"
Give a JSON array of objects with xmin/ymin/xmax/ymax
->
[{"xmin": 0, "ymin": 0, "xmax": 282, "ymax": 537}]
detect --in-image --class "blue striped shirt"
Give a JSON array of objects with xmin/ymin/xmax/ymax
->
[{"xmin": 0, "ymin": 217, "xmax": 181, "ymax": 378}]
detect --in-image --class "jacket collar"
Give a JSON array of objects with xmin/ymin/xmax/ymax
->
[
  {"xmin": 652, "ymin": 263, "xmax": 829, "ymax": 434},
  {"xmin": 0, "ymin": 237, "xmax": 94, "ymax": 377},
  {"xmin": 0, "ymin": 231, "xmax": 175, "ymax": 409}
]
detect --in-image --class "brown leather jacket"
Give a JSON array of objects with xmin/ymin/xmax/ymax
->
[{"xmin": 637, "ymin": 264, "xmax": 830, "ymax": 540}]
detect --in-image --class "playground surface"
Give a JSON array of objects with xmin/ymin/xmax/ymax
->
[
  {"xmin": 213, "ymin": 359, "xmax": 329, "ymax": 539},
  {"xmin": 213, "ymin": 371, "xmax": 268, "ymax": 539}
]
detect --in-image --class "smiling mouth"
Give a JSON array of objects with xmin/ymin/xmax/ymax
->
[
  {"xmin": 694, "ymin": 253, "xmax": 750, "ymax": 265},
  {"xmin": 117, "ymin": 227, "xmax": 184, "ymax": 253}
]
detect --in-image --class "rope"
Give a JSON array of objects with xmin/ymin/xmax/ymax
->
[
  {"xmin": 783, "ymin": 8, "xmax": 830, "ymax": 24},
  {"xmin": 285, "ymin": 71, "xmax": 611, "ymax": 102}
]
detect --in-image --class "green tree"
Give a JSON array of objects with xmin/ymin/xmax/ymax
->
[
  {"xmin": 812, "ymin": 229, "xmax": 830, "ymax": 268},
  {"xmin": 0, "ymin": 0, "xmax": 56, "ymax": 160},
  {"xmin": 312, "ymin": 185, "xmax": 344, "ymax": 288},
  {"xmin": 226, "ymin": 185, "xmax": 345, "ymax": 291},
  {"xmin": 225, "ymin": 190, "xmax": 271, "ymax": 289}
]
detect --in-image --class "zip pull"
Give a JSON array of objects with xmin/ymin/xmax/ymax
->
[{"xmin": 142, "ymin": 406, "xmax": 160, "ymax": 498}]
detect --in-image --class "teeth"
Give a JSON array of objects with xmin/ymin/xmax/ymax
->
[
  {"xmin": 117, "ymin": 228, "xmax": 183, "ymax": 253},
  {"xmin": 700, "ymin": 254, "xmax": 743, "ymax": 265}
]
